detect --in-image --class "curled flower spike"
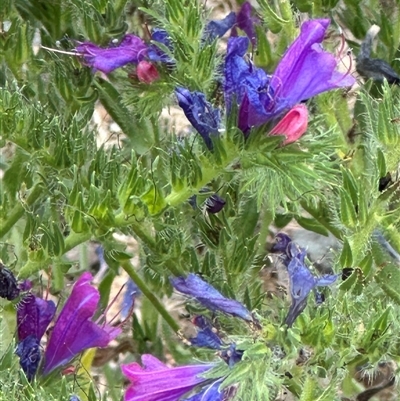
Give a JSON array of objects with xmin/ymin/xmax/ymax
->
[
  {"xmin": 225, "ymin": 19, "xmax": 356, "ymax": 133},
  {"xmin": 0, "ymin": 263, "xmax": 20, "ymax": 301},
  {"xmin": 75, "ymin": 34, "xmax": 148, "ymax": 74},
  {"xmin": 122, "ymin": 354, "xmax": 214, "ymax": 401},
  {"xmin": 171, "ymin": 273, "xmax": 253, "ymax": 321},
  {"xmin": 269, "ymin": 104, "xmax": 308, "ymax": 145}
]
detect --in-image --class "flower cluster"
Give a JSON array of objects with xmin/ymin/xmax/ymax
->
[
  {"xmin": 122, "ymin": 273, "xmax": 252, "ymax": 400},
  {"xmin": 178, "ymin": 17, "xmax": 355, "ymax": 147},
  {"xmin": 15, "ymin": 272, "xmax": 121, "ymax": 380}
]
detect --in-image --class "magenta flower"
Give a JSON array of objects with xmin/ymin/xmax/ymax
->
[
  {"xmin": 16, "ymin": 294, "xmax": 56, "ymax": 380},
  {"xmin": 43, "ymin": 272, "xmax": 121, "ymax": 374},
  {"xmin": 225, "ymin": 19, "xmax": 355, "ymax": 133},
  {"xmin": 76, "ymin": 34, "xmax": 148, "ymax": 74},
  {"xmin": 171, "ymin": 273, "xmax": 253, "ymax": 321},
  {"xmin": 122, "ymin": 354, "xmax": 214, "ymax": 401},
  {"xmin": 15, "ymin": 272, "xmax": 121, "ymax": 379}
]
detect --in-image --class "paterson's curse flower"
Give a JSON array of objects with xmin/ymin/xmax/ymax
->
[
  {"xmin": 16, "ymin": 272, "xmax": 121, "ymax": 379},
  {"xmin": 75, "ymin": 34, "xmax": 148, "ymax": 74},
  {"xmin": 171, "ymin": 273, "xmax": 253, "ymax": 321},
  {"xmin": 225, "ymin": 19, "xmax": 356, "ymax": 133},
  {"xmin": 175, "ymin": 87, "xmax": 221, "ymax": 150},
  {"xmin": 273, "ymin": 235, "xmax": 338, "ymax": 326},
  {"xmin": 122, "ymin": 354, "xmax": 215, "ymax": 401}
]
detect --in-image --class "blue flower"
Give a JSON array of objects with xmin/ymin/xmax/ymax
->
[
  {"xmin": 15, "ymin": 335, "xmax": 41, "ymax": 381},
  {"xmin": 170, "ymin": 273, "xmax": 253, "ymax": 321},
  {"xmin": 224, "ymin": 19, "xmax": 355, "ymax": 133},
  {"xmin": 183, "ymin": 379, "xmax": 225, "ymax": 401},
  {"xmin": 204, "ymin": 12, "xmax": 236, "ymax": 42},
  {"xmin": 148, "ymin": 28, "xmax": 174, "ymax": 63},
  {"xmin": 285, "ymin": 244, "xmax": 337, "ymax": 327},
  {"xmin": 231, "ymin": 1, "xmax": 259, "ymax": 46},
  {"xmin": 190, "ymin": 315, "xmax": 224, "ymax": 349},
  {"xmin": 175, "ymin": 88, "xmax": 221, "ymax": 149}
]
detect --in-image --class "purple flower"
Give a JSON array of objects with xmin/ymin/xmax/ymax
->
[
  {"xmin": 76, "ymin": 34, "xmax": 148, "ymax": 74},
  {"xmin": 15, "ymin": 335, "xmax": 41, "ymax": 381},
  {"xmin": 122, "ymin": 354, "xmax": 214, "ymax": 401},
  {"xmin": 286, "ymin": 246, "xmax": 337, "ymax": 327},
  {"xmin": 17, "ymin": 294, "xmax": 56, "ymax": 342},
  {"xmin": 204, "ymin": 12, "xmax": 236, "ymax": 41},
  {"xmin": 205, "ymin": 194, "xmax": 226, "ymax": 214},
  {"xmin": 231, "ymin": 1, "xmax": 259, "ymax": 46},
  {"xmin": 225, "ymin": 19, "xmax": 355, "ymax": 133},
  {"xmin": 171, "ymin": 274, "xmax": 252, "ymax": 321},
  {"xmin": 43, "ymin": 272, "xmax": 121, "ymax": 374},
  {"xmin": 148, "ymin": 28, "xmax": 174, "ymax": 63},
  {"xmin": 176, "ymin": 87, "xmax": 221, "ymax": 149},
  {"xmin": 190, "ymin": 316, "xmax": 223, "ymax": 349}
]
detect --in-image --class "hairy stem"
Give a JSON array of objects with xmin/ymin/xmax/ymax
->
[
  {"xmin": 120, "ymin": 259, "xmax": 180, "ymax": 333},
  {"xmin": 0, "ymin": 184, "xmax": 43, "ymax": 239}
]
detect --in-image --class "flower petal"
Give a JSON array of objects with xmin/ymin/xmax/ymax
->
[
  {"xmin": 204, "ymin": 12, "xmax": 236, "ymax": 41},
  {"xmin": 15, "ymin": 335, "xmax": 41, "ymax": 381},
  {"xmin": 43, "ymin": 272, "xmax": 120, "ymax": 374},
  {"xmin": 122, "ymin": 354, "xmax": 213, "ymax": 401},
  {"xmin": 176, "ymin": 87, "xmax": 221, "ymax": 149},
  {"xmin": 76, "ymin": 34, "xmax": 148, "ymax": 74},
  {"xmin": 17, "ymin": 294, "xmax": 56, "ymax": 342},
  {"xmin": 274, "ymin": 19, "xmax": 355, "ymax": 106},
  {"xmin": 269, "ymin": 104, "xmax": 308, "ymax": 145},
  {"xmin": 171, "ymin": 274, "xmax": 252, "ymax": 321}
]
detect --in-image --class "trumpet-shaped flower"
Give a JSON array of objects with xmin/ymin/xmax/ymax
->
[
  {"xmin": 122, "ymin": 354, "xmax": 214, "ymax": 401},
  {"xmin": 225, "ymin": 19, "xmax": 355, "ymax": 133},
  {"xmin": 76, "ymin": 34, "xmax": 148, "ymax": 74},
  {"xmin": 15, "ymin": 272, "xmax": 121, "ymax": 379},
  {"xmin": 171, "ymin": 273, "xmax": 252, "ymax": 321},
  {"xmin": 43, "ymin": 272, "xmax": 121, "ymax": 374}
]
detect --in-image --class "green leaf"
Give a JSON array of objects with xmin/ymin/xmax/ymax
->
[
  {"xmin": 295, "ymin": 216, "xmax": 329, "ymax": 237},
  {"xmin": 94, "ymin": 79, "xmax": 154, "ymax": 153}
]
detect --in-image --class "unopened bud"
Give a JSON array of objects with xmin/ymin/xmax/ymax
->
[
  {"xmin": 269, "ymin": 104, "xmax": 308, "ymax": 145},
  {"xmin": 136, "ymin": 61, "xmax": 159, "ymax": 84}
]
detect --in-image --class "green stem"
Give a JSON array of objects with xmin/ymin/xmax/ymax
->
[
  {"xmin": 120, "ymin": 259, "xmax": 180, "ymax": 333},
  {"xmin": 19, "ymin": 231, "xmax": 91, "ymax": 278},
  {"xmin": 0, "ymin": 184, "xmax": 43, "ymax": 239}
]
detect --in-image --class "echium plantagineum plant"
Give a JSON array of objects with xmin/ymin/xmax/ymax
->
[{"xmin": 3, "ymin": 0, "xmax": 400, "ymax": 400}]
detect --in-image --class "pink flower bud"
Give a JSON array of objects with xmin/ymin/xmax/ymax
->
[
  {"xmin": 136, "ymin": 60, "xmax": 159, "ymax": 84},
  {"xmin": 269, "ymin": 104, "xmax": 308, "ymax": 145}
]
